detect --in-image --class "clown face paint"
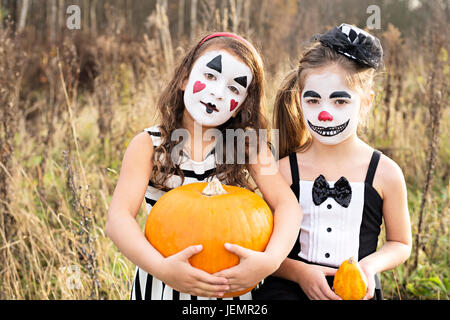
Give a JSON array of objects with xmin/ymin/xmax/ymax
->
[
  {"xmin": 300, "ymin": 68, "xmax": 361, "ymax": 145},
  {"xmin": 183, "ymin": 50, "xmax": 253, "ymax": 127}
]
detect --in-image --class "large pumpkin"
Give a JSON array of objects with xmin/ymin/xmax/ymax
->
[
  {"xmin": 333, "ymin": 257, "xmax": 368, "ymax": 300},
  {"xmin": 145, "ymin": 178, "xmax": 273, "ymax": 298}
]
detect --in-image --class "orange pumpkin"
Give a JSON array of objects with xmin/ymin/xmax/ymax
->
[
  {"xmin": 333, "ymin": 257, "xmax": 368, "ymax": 300},
  {"xmin": 145, "ymin": 178, "xmax": 273, "ymax": 297}
]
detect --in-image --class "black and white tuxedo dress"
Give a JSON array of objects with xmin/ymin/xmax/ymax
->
[{"xmin": 252, "ymin": 150, "xmax": 384, "ymax": 300}]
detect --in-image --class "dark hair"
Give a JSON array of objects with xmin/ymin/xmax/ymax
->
[{"xmin": 151, "ymin": 34, "xmax": 268, "ymax": 191}]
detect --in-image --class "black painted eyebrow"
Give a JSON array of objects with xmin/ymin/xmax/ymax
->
[
  {"xmin": 234, "ymin": 76, "xmax": 247, "ymax": 88},
  {"xmin": 303, "ymin": 90, "xmax": 321, "ymax": 98},
  {"xmin": 329, "ymin": 91, "xmax": 351, "ymax": 99},
  {"xmin": 206, "ymin": 55, "xmax": 222, "ymax": 73}
]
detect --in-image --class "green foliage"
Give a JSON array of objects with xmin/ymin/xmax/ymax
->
[{"xmin": 406, "ymin": 267, "xmax": 449, "ymax": 299}]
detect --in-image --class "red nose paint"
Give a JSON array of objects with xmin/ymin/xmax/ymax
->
[{"xmin": 318, "ymin": 110, "xmax": 333, "ymax": 121}]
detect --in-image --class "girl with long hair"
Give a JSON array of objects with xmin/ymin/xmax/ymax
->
[{"xmin": 106, "ymin": 32, "xmax": 302, "ymax": 300}]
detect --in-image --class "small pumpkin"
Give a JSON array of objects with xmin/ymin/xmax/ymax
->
[
  {"xmin": 333, "ymin": 257, "xmax": 368, "ymax": 300},
  {"xmin": 145, "ymin": 178, "xmax": 273, "ymax": 297}
]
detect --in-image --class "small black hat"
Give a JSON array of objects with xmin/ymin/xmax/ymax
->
[{"xmin": 319, "ymin": 23, "xmax": 384, "ymax": 70}]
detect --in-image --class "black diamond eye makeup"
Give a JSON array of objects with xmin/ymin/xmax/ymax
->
[
  {"xmin": 234, "ymin": 76, "xmax": 247, "ymax": 88},
  {"xmin": 206, "ymin": 55, "xmax": 222, "ymax": 73},
  {"xmin": 206, "ymin": 55, "xmax": 248, "ymax": 90}
]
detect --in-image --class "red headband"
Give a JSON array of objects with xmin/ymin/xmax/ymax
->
[{"xmin": 199, "ymin": 32, "xmax": 252, "ymax": 47}]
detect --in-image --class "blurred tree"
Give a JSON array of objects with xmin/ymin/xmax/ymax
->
[
  {"xmin": 178, "ymin": 0, "xmax": 185, "ymax": 39},
  {"xmin": 48, "ymin": 0, "xmax": 57, "ymax": 44},
  {"xmin": 190, "ymin": 0, "xmax": 198, "ymax": 41},
  {"xmin": 17, "ymin": 0, "xmax": 30, "ymax": 33}
]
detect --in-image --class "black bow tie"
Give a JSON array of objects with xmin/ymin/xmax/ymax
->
[{"xmin": 312, "ymin": 175, "xmax": 352, "ymax": 208}]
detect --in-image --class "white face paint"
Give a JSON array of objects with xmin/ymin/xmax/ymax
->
[
  {"xmin": 183, "ymin": 50, "xmax": 253, "ymax": 127},
  {"xmin": 300, "ymin": 68, "xmax": 361, "ymax": 145}
]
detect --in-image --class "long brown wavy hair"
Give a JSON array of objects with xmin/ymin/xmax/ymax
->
[
  {"xmin": 273, "ymin": 42, "xmax": 377, "ymax": 159},
  {"xmin": 150, "ymin": 34, "xmax": 268, "ymax": 191}
]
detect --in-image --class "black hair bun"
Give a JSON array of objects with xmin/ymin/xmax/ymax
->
[{"xmin": 319, "ymin": 23, "xmax": 384, "ymax": 70}]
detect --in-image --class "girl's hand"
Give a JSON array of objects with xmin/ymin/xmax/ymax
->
[
  {"xmin": 296, "ymin": 263, "xmax": 342, "ymax": 300},
  {"xmin": 158, "ymin": 245, "xmax": 230, "ymax": 298},
  {"xmin": 212, "ymin": 243, "xmax": 278, "ymax": 293},
  {"xmin": 359, "ymin": 260, "xmax": 376, "ymax": 300}
]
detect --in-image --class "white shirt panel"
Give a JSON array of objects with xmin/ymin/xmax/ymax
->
[{"xmin": 298, "ymin": 180, "xmax": 365, "ymax": 267}]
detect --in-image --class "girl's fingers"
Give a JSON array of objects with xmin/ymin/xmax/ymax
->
[
  {"xmin": 310, "ymin": 276, "xmax": 341, "ymax": 300},
  {"xmin": 305, "ymin": 293, "xmax": 315, "ymax": 300},
  {"xmin": 212, "ymin": 265, "xmax": 240, "ymax": 280},
  {"xmin": 174, "ymin": 245, "xmax": 203, "ymax": 260},
  {"xmin": 190, "ymin": 289, "xmax": 223, "ymax": 298},
  {"xmin": 228, "ymin": 283, "xmax": 253, "ymax": 292},
  {"xmin": 309, "ymin": 288, "xmax": 324, "ymax": 300},
  {"xmin": 321, "ymin": 285, "xmax": 342, "ymax": 300},
  {"xmin": 224, "ymin": 243, "xmax": 251, "ymax": 258},
  {"xmin": 317, "ymin": 288, "xmax": 330, "ymax": 300},
  {"xmin": 192, "ymin": 268, "xmax": 229, "ymax": 285},
  {"xmin": 190, "ymin": 279, "xmax": 230, "ymax": 296},
  {"xmin": 214, "ymin": 272, "xmax": 252, "ymax": 291},
  {"xmin": 316, "ymin": 265, "xmax": 338, "ymax": 276},
  {"xmin": 196, "ymin": 282, "xmax": 230, "ymax": 294},
  {"xmin": 191, "ymin": 266, "xmax": 229, "ymax": 285},
  {"xmin": 362, "ymin": 277, "xmax": 375, "ymax": 300},
  {"xmin": 363, "ymin": 286, "xmax": 375, "ymax": 300}
]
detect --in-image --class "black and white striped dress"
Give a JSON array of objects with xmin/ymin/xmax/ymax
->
[{"xmin": 130, "ymin": 125, "xmax": 252, "ymax": 300}]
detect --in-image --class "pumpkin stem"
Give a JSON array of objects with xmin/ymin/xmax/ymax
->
[
  {"xmin": 348, "ymin": 257, "xmax": 356, "ymax": 264},
  {"xmin": 202, "ymin": 177, "xmax": 227, "ymax": 196}
]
